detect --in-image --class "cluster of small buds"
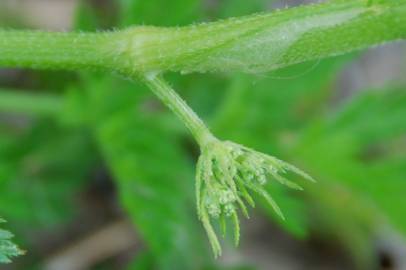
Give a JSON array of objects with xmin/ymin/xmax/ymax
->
[
  {"xmin": 195, "ymin": 138, "xmax": 315, "ymax": 257},
  {"xmin": 204, "ymin": 188, "xmax": 237, "ymax": 217}
]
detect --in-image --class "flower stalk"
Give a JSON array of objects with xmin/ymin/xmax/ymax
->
[
  {"xmin": 142, "ymin": 73, "xmax": 215, "ymax": 147},
  {"xmin": 143, "ymin": 73, "xmax": 315, "ymax": 257}
]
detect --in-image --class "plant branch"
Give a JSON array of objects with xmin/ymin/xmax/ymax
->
[
  {"xmin": 0, "ymin": 31, "xmax": 114, "ymax": 71},
  {"xmin": 142, "ymin": 74, "xmax": 215, "ymax": 146},
  {"xmin": 0, "ymin": 1, "xmax": 405, "ymax": 75},
  {"xmin": 112, "ymin": 0, "xmax": 406, "ymax": 75}
]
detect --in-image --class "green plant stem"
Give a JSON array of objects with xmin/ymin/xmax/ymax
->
[
  {"xmin": 0, "ymin": 89, "xmax": 63, "ymax": 117},
  {"xmin": 0, "ymin": 31, "xmax": 113, "ymax": 70},
  {"xmin": 142, "ymin": 74, "xmax": 215, "ymax": 146},
  {"xmin": 0, "ymin": 1, "xmax": 405, "ymax": 75},
  {"xmin": 114, "ymin": 0, "xmax": 406, "ymax": 75}
]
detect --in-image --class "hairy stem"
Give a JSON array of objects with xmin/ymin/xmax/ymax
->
[
  {"xmin": 0, "ymin": 1, "xmax": 405, "ymax": 75},
  {"xmin": 142, "ymin": 74, "xmax": 215, "ymax": 146},
  {"xmin": 0, "ymin": 31, "xmax": 113, "ymax": 70},
  {"xmin": 114, "ymin": 0, "xmax": 406, "ymax": 75}
]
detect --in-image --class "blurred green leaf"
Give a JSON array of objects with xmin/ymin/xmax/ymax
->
[
  {"xmin": 119, "ymin": 0, "xmax": 201, "ymax": 26},
  {"xmin": 210, "ymin": 0, "xmax": 269, "ymax": 19},
  {"xmin": 73, "ymin": 0, "xmax": 100, "ymax": 31},
  {"xmin": 74, "ymin": 0, "xmax": 118, "ymax": 30},
  {"xmin": 296, "ymin": 87, "xmax": 406, "ymax": 234},
  {"xmin": 0, "ymin": 121, "xmax": 96, "ymax": 228},
  {"xmin": 126, "ymin": 250, "xmax": 155, "ymax": 270},
  {"xmin": 68, "ymin": 74, "xmax": 211, "ymax": 269}
]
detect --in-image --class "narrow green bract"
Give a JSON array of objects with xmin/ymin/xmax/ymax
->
[{"xmin": 196, "ymin": 138, "xmax": 314, "ymax": 257}]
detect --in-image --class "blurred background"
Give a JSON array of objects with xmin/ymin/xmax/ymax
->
[{"xmin": 0, "ymin": 0, "xmax": 406, "ymax": 269}]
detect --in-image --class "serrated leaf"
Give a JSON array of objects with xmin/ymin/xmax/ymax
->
[
  {"xmin": 296, "ymin": 87, "xmax": 406, "ymax": 234},
  {"xmin": 0, "ymin": 122, "xmax": 96, "ymax": 227},
  {"xmin": 0, "ymin": 218, "xmax": 23, "ymax": 264}
]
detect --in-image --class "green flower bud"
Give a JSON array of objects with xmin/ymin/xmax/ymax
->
[{"xmin": 196, "ymin": 138, "xmax": 315, "ymax": 257}]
